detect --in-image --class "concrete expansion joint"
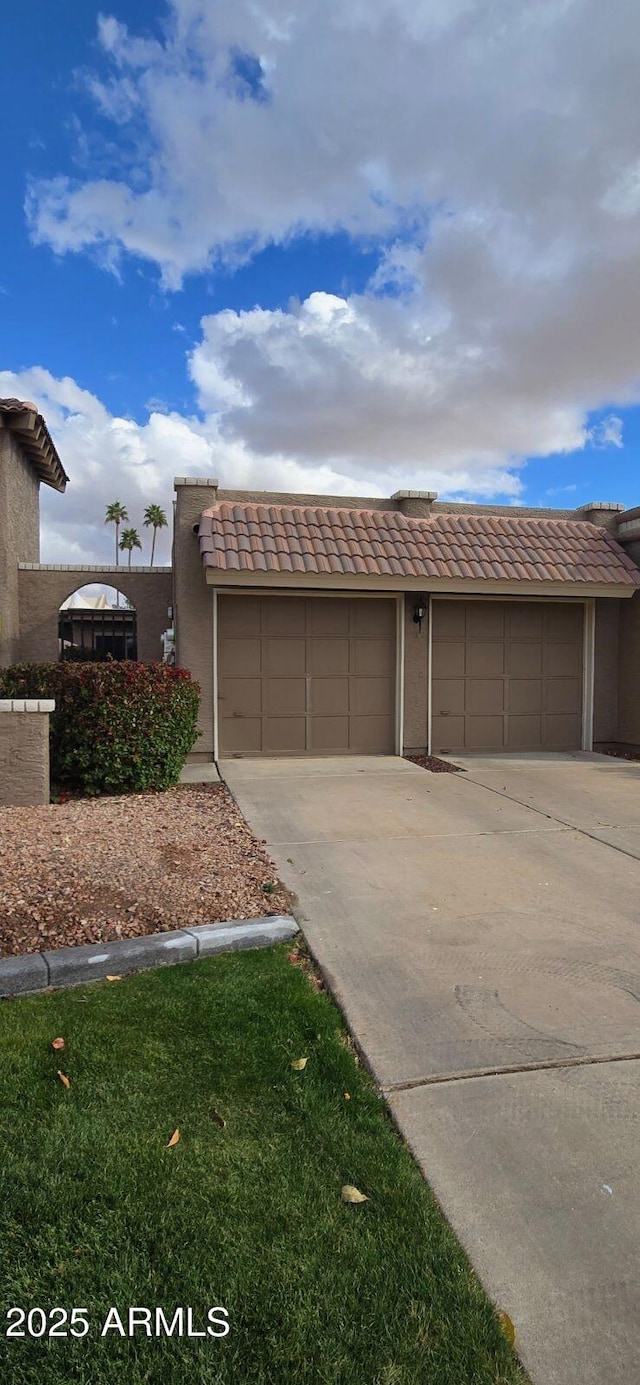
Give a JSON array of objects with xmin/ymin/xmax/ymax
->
[{"xmin": 384, "ymin": 1049, "xmax": 640, "ymax": 1093}]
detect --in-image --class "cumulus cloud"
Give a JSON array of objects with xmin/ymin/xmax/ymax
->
[{"xmin": 20, "ymin": 0, "xmax": 640, "ymax": 504}]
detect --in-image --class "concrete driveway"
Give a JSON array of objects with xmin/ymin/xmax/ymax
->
[{"xmin": 223, "ymin": 752, "xmax": 640, "ymax": 1385}]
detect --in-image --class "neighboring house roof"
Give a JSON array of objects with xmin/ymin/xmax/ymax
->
[
  {"xmin": 0, "ymin": 397, "xmax": 67, "ymax": 491},
  {"xmin": 198, "ymin": 501, "xmax": 640, "ymax": 588},
  {"xmin": 60, "ymin": 593, "xmax": 110, "ymax": 609}
]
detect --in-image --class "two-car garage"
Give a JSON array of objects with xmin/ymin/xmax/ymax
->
[{"xmin": 215, "ymin": 593, "xmax": 587, "ymax": 758}]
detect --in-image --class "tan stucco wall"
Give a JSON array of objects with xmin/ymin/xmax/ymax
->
[
  {"xmin": 0, "ymin": 710, "xmax": 50, "ymax": 805},
  {"xmin": 403, "ymin": 594, "xmax": 429, "ymax": 752},
  {"xmin": 593, "ymin": 598, "xmax": 621, "ymax": 743},
  {"xmin": 174, "ymin": 484, "xmax": 216, "ymax": 757},
  {"xmin": 618, "ymin": 590, "xmax": 640, "ymax": 745},
  {"xmin": 16, "ymin": 568, "xmax": 172, "ymax": 666},
  {"xmin": 0, "ymin": 429, "xmax": 40, "ymax": 666}
]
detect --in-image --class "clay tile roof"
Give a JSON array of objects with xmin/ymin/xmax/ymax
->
[
  {"xmin": 198, "ymin": 500, "xmax": 640, "ymax": 589},
  {"xmin": 0, "ymin": 398, "xmax": 67, "ymax": 491}
]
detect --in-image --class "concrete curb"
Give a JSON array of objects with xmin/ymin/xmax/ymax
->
[{"xmin": 0, "ymin": 916, "xmax": 298, "ymax": 998}]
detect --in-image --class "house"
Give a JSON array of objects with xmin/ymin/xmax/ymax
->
[
  {"xmin": 2, "ymin": 395, "xmax": 640, "ymax": 760},
  {"xmin": 173, "ymin": 479, "xmax": 640, "ymax": 760}
]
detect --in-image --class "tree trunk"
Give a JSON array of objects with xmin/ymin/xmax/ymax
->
[
  {"xmin": 151, "ymin": 528, "xmax": 156, "ymax": 566},
  {"xmin": 115, "ymin": 523, "xmax": 120, "ymax": 606}
]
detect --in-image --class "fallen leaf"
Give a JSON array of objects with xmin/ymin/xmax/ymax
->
[
  {"xmin": 341, "ymin": 1184, "xmax": 368, "ymax": 1204},
  {"xmin": 497, "ymin": 1311, "xmax": 516, "ymax": 1346},
  {"xmin": 106, "ymin": 975, "xmax": 121, "ymax": 983},
  {"xmin": 166, "ymin": 1129, "xmax": 180, "ymax": 1147},
  {"xmin": 211, "ymin": 1110, "xmax": 226, "ymax": 1129},
  {"xmin": 51, "ymin": 1038, "xmax": 65, "ymax": 1052},
  {"xmin": 57, "ymin": 1071, "xmax": 71, "ymax": 1090},
  {"xmin": 291, "ymin": 1057, "xmax": 308, "ymax": 1071},
  {"xmin": 344, "ymin": 1092, "xmax": 351, "ymax": 1101}
]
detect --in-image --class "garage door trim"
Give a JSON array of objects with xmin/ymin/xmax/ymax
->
[
  {"xmin": 427, "ymin": 595, "xmax": 595, "ymax": 755},
  {"xmin": 213, "ymin": 590, "xmax": 405, "ymax": 758}
]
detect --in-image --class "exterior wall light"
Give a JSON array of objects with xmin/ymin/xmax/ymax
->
[{"xmin": 413, "ymin": 596, "xmax": 427, "ymax": 632}]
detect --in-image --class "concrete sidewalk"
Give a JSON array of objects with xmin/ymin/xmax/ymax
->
[{"xmin": 223, "ymin": 753, "xmax": 640, "ymax": 1385}]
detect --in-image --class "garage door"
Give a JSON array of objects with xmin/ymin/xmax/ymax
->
[
  {"xmin": 431, "ymin": 600, "xmax": 584, "ymax": 752},
  {"xmin": 217, "ymin": 595, "xmax": 396, "ymax": 756}
]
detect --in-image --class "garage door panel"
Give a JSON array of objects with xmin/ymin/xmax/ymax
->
[
  {"xmin": 466, "ymin": 679, "xmax": 505, "ymax": 715},
  {"xmin": 466, "ymin": 604, "xmax": 505, "ymax": 638},
  {"xmin": 432, "ymin": 715, "xmax": 465, "ymax": 749},
  {"xmin": 263, "ymin": 597, "xmax": 306, "ymax": 636},
  {"xmin": 467, "ymin": 715, "xmax": 505, "ymax": 749},
  {"xmin": 307, "ymin": 599, "xmax": 349, "ymax": 636},
  {"xmin": 506, "ymin": 641, "xmax": 542, "ymax": 676},
  {"xmin": 218, "ymin": 678, "xmax": 261, "ymax": 717},
  {"xmin": 351, "ymin": 638, "xmax": 395, "ymax": 676},
  {"xmin": 466, "ymin": 642, "xmax": 504, "ymax": 677},
  {"xmin": 219, "ymin": 717, "xmax": 262, "ymax": 754},
  {"xmin": 506, "ymin": 604, "xmax": 544, "ymax": 639},
  {"xmin": 351, "ymin": 677, "xmax": 395, "ymax": 715},
  {"xmin": 545, "ymin": 677, "xmax": 582, "ymax": 714},
  {"xmin": 351, "ymin": 715, "xmax": 395, "ymax": 753},
  {"xmin": 506, "ymin": 715, "xmax": 542, "ymax": 749},
  {"xmin": 432, "ymin": 679, "xmax": 465, "ymax": 716},
  {"xmin": 544, "ymin": 643, "xmax": 582, "ymax": 677},
  {"xmin": 219, "ymin": 637, "xmax": 261, "ymax": 677},
  {"xmin": 218, "ymin": 596, "xmax": 260, "ymax": 637},
  {"xmin": 309, "ymin": 717, "xmax": 350, "ymax": 751},
  {"xmin": 263, "ymin": 638, "xmax": 305, "ymax": 676},
  {"xmin": 509, "ymin": 679, "xmax": 542, "ymax": 714},
  {"xmin": 431, "ymin": 600, "xmax": 583, "ymax": 753},
  {"xmin": 307, "ymin": 638, "xmax": 349, "ymax": 675},
  {"xmin": 263, "ymin": 678, "xmax": 306, "ymax": 715},
  {"xmin": 544, "ymin": 713, "xmax": 581, "ymax": 749},
  {"xmin": 352, "ymin": 600, "xmax": 395, "ymax": 636},
  {"xmin": 432, "ymin": 642, "xmax": 465, "ymax": 678},
  {"xmin": 545, "ymin": 605, "xmax": 583, "ymax": 640},
  {"xmin": 312, "ymin": 678, "xmax": 350, "ymax": 715},
  {"xmin": 262, "ymin": 717, "xmax": 307, "ymax": 752},
  {"xmin": 432, "ymin": 602, "xmax": 466, "ymax": 638}
]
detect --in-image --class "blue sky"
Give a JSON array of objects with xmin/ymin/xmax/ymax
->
[{"xmin": 2, "ymin": 1, "xmax": 640, "ymax": 565}]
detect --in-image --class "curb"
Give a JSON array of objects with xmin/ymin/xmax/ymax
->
[{"xmin": 0, "ymin": 916, "xmax": 298, "ymax": 998}]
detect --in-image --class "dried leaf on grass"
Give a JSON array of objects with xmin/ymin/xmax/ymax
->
[
  {"xmin": 341, "ymin": 1184, "xmax": 368, "ymax": 1204},
  {"xmin": 210, "ymin": 1110, "xmax": 226, "ymax": 1129},
  {"xmin": 291, "ymin": 1057, "xmax": 308, "ymax": 1071},
  {"xmin": 57, "ymin": 1071, "xmax": 71, "ymax": 1090},
  {"xmin": 51, "ymin": 1038, "xmax": 65, "ymax": 1051},
  {"xmin": 106, "ymin": 975, "xmax": 121, "ymax": 983},
  {"xmin": 497, "ymin": 1311, "xmax": 516, "ymax": 1346},
  {"xmin": 166, "ymin": 1129, "xmax": 180, "ymax": 1147}
]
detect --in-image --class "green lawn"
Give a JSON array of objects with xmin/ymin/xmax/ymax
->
[{"xmin": 0, "ymin": 945, "xmax": 526, "ymax": 1385}]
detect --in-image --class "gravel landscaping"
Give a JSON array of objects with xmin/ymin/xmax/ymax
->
[
  {"xmin": 405, "ymin": 753, "xmax": 463, "ymax": 773},
  {"xmin": 0, "ymin": 785, "xmax": 290, "ymax": 959}
]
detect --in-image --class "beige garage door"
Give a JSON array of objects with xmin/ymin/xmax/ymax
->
[
  {"xmin": 431, "ymin": 600, "xmax": 584, "ymax": 752},
  {"xmin": 218, "ymin": 595, "xmax": 396, "ymax": 756}
]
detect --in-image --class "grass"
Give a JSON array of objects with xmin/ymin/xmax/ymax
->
[{"xmin": 0, "ymin": 945, "xmax": 526, "ymax": 1385}]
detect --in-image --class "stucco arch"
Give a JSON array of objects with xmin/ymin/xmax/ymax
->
[{"xmin": 17, "ymin": 565, "xmax": 172, "ymax": 665}]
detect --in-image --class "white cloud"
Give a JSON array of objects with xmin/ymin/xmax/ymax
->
[{"xmin": 19, "ymin": 0, "xmax": 640, "ymax": 505}]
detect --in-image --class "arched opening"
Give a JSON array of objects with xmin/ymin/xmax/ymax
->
[{"xmin": 58, "ymin": 585, "xmax": 137, "ymax": 661}]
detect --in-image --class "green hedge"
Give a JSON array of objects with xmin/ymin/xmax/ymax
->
[{"xmin": 0, "ymin": 662, "xmax": 201, "ymax": 795}]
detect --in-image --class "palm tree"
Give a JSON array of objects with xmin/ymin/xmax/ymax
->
[
  {"xmin": 143, "ymin": 503, "xmax": 169, "ymax": 566},
  {"xmin": 105, "ymin": 502, "xmax": 129, "ymax": 566},
  {"xmin": 119, "ymin": 527, "xmax": 142, "ymax": 568}
]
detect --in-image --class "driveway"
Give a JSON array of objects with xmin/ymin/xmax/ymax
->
[{"xmin": 222, "ymin": 752, "xmax": 640, "ymax": 1385}]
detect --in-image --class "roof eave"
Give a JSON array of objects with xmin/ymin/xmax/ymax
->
[
  {"xmin": 1, "ymin": 406, "xmax": 68, "ymax": 491},
  {"xmin": 204, "ymin": 568, "xmax": 639, "ymax": 598}
]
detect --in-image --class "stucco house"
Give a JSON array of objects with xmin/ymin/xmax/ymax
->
[
  {"xmin": 2, "ymin": 396, "xmax": 640, "ymax": 762},
  {"xmin": 173, "ymin": 479, "xmax": 640, "ymax": 761}
]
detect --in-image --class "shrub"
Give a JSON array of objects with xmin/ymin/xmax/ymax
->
[{"xmin": 0, "ymin": 662, "xmax": 201, "ymax": 795}]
